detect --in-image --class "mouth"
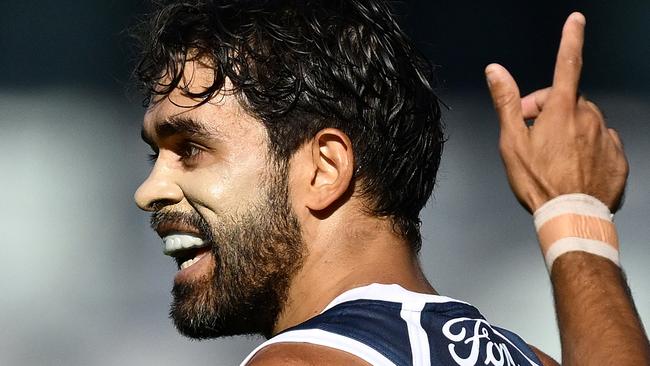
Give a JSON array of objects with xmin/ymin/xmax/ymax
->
[{"xmin": 162, "ymin": 233, "xmax": 211, "ymax": 271}]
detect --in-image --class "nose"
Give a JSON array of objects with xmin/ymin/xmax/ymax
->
[{"xmin": 134, "ymin": 162, "xmax": 184, "ymax": 212}]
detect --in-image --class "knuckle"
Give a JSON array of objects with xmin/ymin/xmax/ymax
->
[
  {"xmin": 498, "ymin": 137, "xmax": 510, "ymax": 153},
  {"xmin": 498, "ymin": 135, "xmax": 516, "ymax": 155},
  {"xmin": 585, "ymin": 100, "xmax": 605, "ymax": 119},
  {"xmin": 567, "ymin": 54, "xmax": 583, "ymax": 69},
  {"xmin": 608, "ymin": 127, "xmax": 620, "ymax": 140},
  {"xmin": 575, "ymin": 107, "xmax": 604, "ymax": 135},
  {"xmin": 584, "ymin": 99, "xmax": 598, "ymax": 110},
  {"xmin": 499, "ymin": 133, "xmax": 528, "ymax": 159},
  {"xmin": 494, "ymin": 90, "xmax": 517, "ymax": 107},
  {"xmin": 576, "ymin": 95, "xmax": 588, "ymax": 105}
]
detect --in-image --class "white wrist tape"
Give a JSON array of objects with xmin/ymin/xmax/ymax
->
[{"xmin": 533, "ymin": 194, "xmax": 620, "ymax": 271}]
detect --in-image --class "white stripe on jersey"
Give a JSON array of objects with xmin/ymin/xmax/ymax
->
[
  {"xmin": 400, "ymin": 300, "xmax": 431, "ymax": 366},
  {"xmin": 324, "ymin": 283, "xmax": 469, "ymax": 312},
  {"xmin": 239, "ymin": 328, "xmax": 396, "ymax": 366},
  {"xmin": 240, "ymin": 284, "xmax": 539, "ymax": 366}
]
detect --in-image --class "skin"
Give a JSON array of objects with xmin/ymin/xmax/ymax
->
[
  {"xmin": 135, "ymin": 67, "xmax": 307, "ymax": 339},
  {"xmin": 134, "ymin": 61, "xmax": 434, "ymax": 363},
  {"xmin": 486, "ymin": 12, "xmax": 650, "ymax": 365},
  {"xmin": 135, "ymin": 73, "xmax": 276, "ymax": 289},
  {"xmin": 135, "ymin": 12, "xmax": 649, "ymax": 366}
]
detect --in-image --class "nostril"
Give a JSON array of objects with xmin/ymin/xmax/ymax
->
[{"xmin": 149, "ymin": 199, "xmax": 179, "ymax": 212}]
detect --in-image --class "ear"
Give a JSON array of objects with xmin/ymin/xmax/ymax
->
[{"xmin": 302, "ymin": 128, "xmax": 354, "ymax": 211}]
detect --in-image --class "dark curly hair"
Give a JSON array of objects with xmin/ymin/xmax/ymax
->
[{"xmin": 133, "ymin": 0, "xmax": 444, "ymax": 251}]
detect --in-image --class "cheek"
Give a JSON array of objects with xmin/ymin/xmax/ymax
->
[
  {"xmin": 206, "ymin": 174, "xmax": 227, "ymax": 198},
  {"xmin": 183, "ymin": 164, "xmax": 266, "ymax": 214}
]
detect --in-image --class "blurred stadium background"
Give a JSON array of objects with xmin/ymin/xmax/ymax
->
[{"xmin": 1, "ymin": 1, "xmax": 648, "ymax": 364}]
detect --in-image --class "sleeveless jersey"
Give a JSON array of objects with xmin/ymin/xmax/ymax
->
[{"xmin": 241, "ymin": 283, "xmax": 543, "ymax": 366}]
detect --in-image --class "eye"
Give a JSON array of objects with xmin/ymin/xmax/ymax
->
[
  {"xmin": 177, "ymin": 142, "xmax": 204, "ymax": 164},
  {"xmin": 147, "ymin": 147, "xmax": 159, "ymax": 165}
]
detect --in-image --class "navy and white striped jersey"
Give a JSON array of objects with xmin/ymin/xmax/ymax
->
[{"xmin": 241, "ymin": 283, "xmax": 542, "ymax": 366}]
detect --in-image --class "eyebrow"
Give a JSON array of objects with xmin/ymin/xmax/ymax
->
[{"xmin": 141, "ymin": 116, "xmax": 218, "ymax": 146}]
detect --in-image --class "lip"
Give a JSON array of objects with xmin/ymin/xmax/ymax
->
[{"xmin": 155, "ymin": 221, "xmax": 202, "ymax": 240}]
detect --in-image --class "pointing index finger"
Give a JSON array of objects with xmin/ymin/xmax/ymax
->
[{"xmin": 552, "ymin": 12, "xmax": 586, "ymax": 104}]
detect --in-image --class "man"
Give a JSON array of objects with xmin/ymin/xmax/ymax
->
[{"xmin": 133, "ymin": 1, "xmax": 649, "ymax": 364}]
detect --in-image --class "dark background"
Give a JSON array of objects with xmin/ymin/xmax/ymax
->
[
  {"xmin": 0, "ymin": 2, "xmax": 647, "ymax": 365},
  {"xmin": 1, "ymin": 1, "xmax": 648, "ymax": 93}
]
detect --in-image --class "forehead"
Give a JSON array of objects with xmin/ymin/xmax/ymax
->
[{"xmin": 143, "ymin": 59, "xmax": 261, "ymax": 141}]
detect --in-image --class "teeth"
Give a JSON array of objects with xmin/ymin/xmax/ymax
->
[
  {"xmin": 180, "ymin": 252, "xmax": 207, "ymax": 270},
  {"xmin": 180, "ymin": 256, "xmax": 202, "ymax": 270},
  {"xmin": 162, "ymin": 234, "xmax": 206, "ymax": 255}
]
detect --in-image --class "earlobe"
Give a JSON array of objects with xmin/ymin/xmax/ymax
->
[{"xmin": 305, "ymin": 128, "xmax": 354, "ymax": 211}]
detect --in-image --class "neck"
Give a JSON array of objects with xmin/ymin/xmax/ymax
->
[{"xmin": 272, "ymin": 215, "xmax": 435, "ymax": 336}]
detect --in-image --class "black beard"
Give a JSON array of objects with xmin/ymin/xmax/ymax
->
[{"xmin": 151, "ymin": 166, "xmax": 305, "ymax": 339}]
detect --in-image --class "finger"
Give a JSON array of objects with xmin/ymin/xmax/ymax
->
[
  {"xmin": 485, "ymin": 63, "xmax": 526, "ymax": 135},
  {"xmin": 583, "ymin": 99, "xmax": 606, "ymax": 121},
  {"xmin": 521, "ymin": 87, "xmax": 551, "ymax": 120},
  {"xmin": 551, "ymin": 12, "xmax": 586, "ymax": 103},
  {"xmin": 576, "ymin": 97, "xmax": 608, "ymax": 131}
]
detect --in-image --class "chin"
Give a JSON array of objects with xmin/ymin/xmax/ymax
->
[{"xmin": 169, "ymin": 272, "xmax": 284, "ymax": 339}]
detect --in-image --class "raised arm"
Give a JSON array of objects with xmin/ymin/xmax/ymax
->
[{"xmin": 485, "ymin": 12, "xmax": 650, "ymax": 365}]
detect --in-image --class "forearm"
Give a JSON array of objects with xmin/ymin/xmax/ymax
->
[
  {"xmin": 550, "ymin": 251, "xmax": 650, "ymax": 365},
  {"xmin": 486, "ymin": 12, "xmax": 649, "ymax": 365}
]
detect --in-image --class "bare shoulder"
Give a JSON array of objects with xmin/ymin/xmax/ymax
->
[
  {"xmin": 245, "ymin": 342, "xmax": 371, "ymax": 366},
  {"xmin": 528, "ymin": 344, "xmax": 560, "ymax": 366}
]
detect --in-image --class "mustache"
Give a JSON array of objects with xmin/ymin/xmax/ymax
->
[{"xmin": 150, "ymin": 210, "xmax": 213, "ymax": 240}]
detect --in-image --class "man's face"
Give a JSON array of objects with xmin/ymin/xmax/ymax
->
[{"xmin": 134, "ymin": 61, "xmax": 305, "ymax": 339}]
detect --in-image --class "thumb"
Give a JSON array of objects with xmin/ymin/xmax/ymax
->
[{"xmin": 486, "ymin": 63, "xmax": 526, "ymax": 135}]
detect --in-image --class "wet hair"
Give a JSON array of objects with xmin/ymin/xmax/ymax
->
[{"xmin": 133, "ymin": 0, "xmax": 444, "ymax": 251}]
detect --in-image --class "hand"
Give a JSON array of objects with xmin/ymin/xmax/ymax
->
[{"xmin": 485, "ymin": 12, "xmax": 628, "ymax": 213}]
